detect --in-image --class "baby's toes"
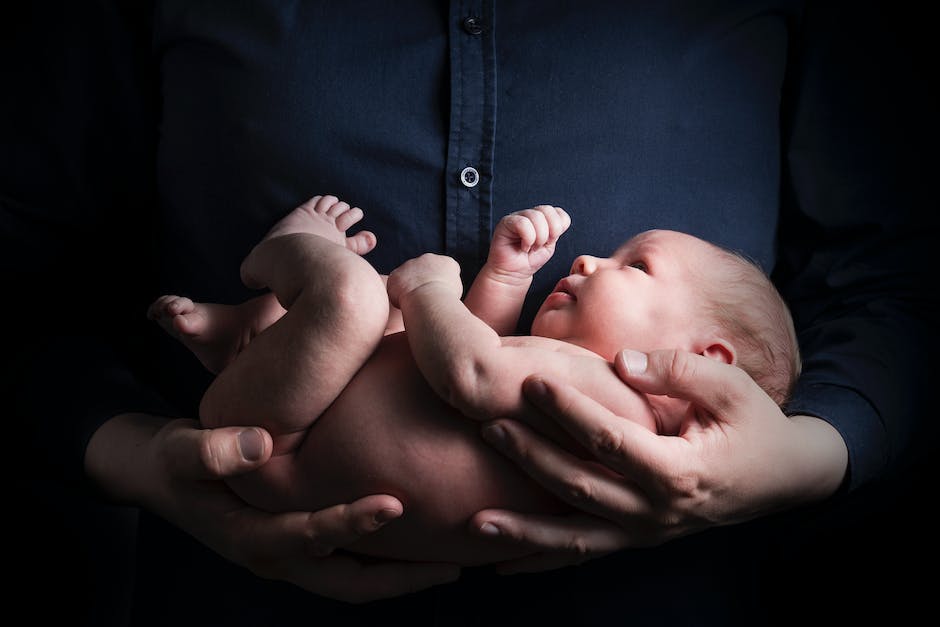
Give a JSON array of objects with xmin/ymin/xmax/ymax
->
[
  {"xmin": 326, "ymin": 200, "xmax": 351, "ymax": 218},
  {"xmin": 164, "ymin": 296, "xmax": 195, "ymax": 317},
  {"xmin": 172, "ymin": 307, "xmax": 208, "ymax": 338},
  {"xmin": 295, "ymin": 195, "xmax": 322, "ymax": 216},
  {"xmin": 335, "ymin": 206, "xmax": 365, "ymax": 232},
  {"xmin": 313, "ymin": 194, "xmax": 341, "ymax": 215},
  {"xmin": 345, "ymin": 230, "xmax": 377, "ymax": 256},
  {"xmin": 147, "ymin": 294, "xmax": 190, "ymax": 320},
  {"xmin": 147, "ymin": 295, "xmax": 174, "ymax": 320}
]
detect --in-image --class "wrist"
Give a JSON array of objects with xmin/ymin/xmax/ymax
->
[
  {"xmin": 478, "ymin": 262, "xmax": 535, "ymax": 288},
  {"xmin": 400, "ymin": 279, "xmax": 463, "ymax": 304},
  {"xmin": 786, "ymin": 414, "xmax": 849, "ymax": 502}
]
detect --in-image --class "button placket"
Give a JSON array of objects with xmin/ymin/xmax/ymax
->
[{"xmin": 444, "ymin": 0, "xmax": 496, "ymax": 277}]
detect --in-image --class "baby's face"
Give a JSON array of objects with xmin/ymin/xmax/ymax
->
[{"xmin": 531, "ymin": 230, "xmax": 714, "ymax": 360}]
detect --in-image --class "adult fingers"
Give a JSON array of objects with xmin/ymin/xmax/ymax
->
[
  {"xmin": 225, "ymin": 497, "xmax": 458, "ymax": 603},
  {"xmin": 161, "ymin": 420, "xmax": 273, "ymax": 480},
  {"xmin": 220, "ymin": 494, "xmax": 400, "ymax": 565},
  {"xmin": 519, "ymin": 377, "xmax": 681, "ymax": 489},
  {"xmin": 614, "ymin": 349, "xmax": 763, "ymax": 421},
  {"xmin": 481, "ymin": 417, "xmax": 654, "ymax": 521},
  {"xmin": 468, "ymin": 510, "xmax": 630, "ymax": 574},
  {"xmin": 303, "ymin": 494, "xmax": 404, "ymax": 557}
]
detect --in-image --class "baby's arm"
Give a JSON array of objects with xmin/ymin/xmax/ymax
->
[
  {"xmin": 463, "ymin": 205, "xmax": 570, "ymax": 335},
  {"xmin": 387, "ymin": 255, "xmax": 658, "ymax": 432}
]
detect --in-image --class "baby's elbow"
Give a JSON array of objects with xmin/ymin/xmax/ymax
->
[{"xmin": 441, "ymin": 358, "xmax": 502, "ymax": 421}]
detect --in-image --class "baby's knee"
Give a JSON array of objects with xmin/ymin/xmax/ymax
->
[
  {"xmin": 335, "ymin": 260, "xmax": 389, "ymax": 330},
  {"xmin": 304, "ymin": 255, "xmax": 389, "ymax": 335}
]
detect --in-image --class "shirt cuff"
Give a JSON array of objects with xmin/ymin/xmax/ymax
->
[{"xmin": 785, "ymin": 379, "xmax": 888, "ymax": 492}]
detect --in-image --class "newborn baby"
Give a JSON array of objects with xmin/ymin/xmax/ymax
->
[{"xmin": 150, "ymin": 196, "xmax": 799, "ymax": 565}]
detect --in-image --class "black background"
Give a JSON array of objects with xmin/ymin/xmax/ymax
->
[{"xmin": 3, "ymin": 2, "xmax": 936, "ymax": 625}]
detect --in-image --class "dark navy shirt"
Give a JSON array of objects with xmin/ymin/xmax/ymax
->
[
  {"xmin": 145, "ymin": 0, "xmax": 928, "ymax": 489},
  {"xmin": 3, "ymin": 1, "xmax": 933, "ymax": 624}
]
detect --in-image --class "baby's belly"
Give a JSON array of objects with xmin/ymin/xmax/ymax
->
[{"xmin": 233, "ymin": 333, "xmax": 565, "ymax": 566}]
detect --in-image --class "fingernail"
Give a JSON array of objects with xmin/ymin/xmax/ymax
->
[
  {"xmin": 479, "ymin": 522, "xmax": 502, "ymax": 536},
  {"xmin": 481, "ymin": 424, "xmax": 507, "ymax": 447},
  {"xmin": 238, "ymin": 428, "xmax": 264, "ymax": 462},
  {"xmin": 524, "ymin": 377, "xmax": 548, "ymax": 398},
  {"xmin": 620, "ymin": 349, "xmax": 648, "ymax": 374},
  {"xmin": 374, "ymin": 508, "xmax": 401, "ymax": 526}
]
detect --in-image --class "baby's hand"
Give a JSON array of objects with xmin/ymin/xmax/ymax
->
[
  {"xmin": 487, "ymin": 205, "xmax": 570, "ymax": 280},
  {"xmin": 387, "ymin": 253, "xmax": 463, "ymax": 308}
]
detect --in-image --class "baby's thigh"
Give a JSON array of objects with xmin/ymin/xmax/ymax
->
[{"xmin": 200, "ymin": 303, "xmax": 380, "ymax": 453}]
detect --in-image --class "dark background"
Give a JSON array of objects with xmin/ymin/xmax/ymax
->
[{"xmin": 3, "ymin": 2, "xmax": 936, "ymax": 624}]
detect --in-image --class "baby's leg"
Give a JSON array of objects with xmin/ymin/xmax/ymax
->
[
  {"xmin": 200, "ymin": 196, "xmax": 389, "ymax": 454},
  {"xmin": 148, "ymin": 292, "xmax": 285, "ymax": 374}
]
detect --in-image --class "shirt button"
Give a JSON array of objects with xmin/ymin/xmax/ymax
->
[
  {"xmin": 462, "ymin": 16, "xmax": 484, "ymax": 36},
  {"xmin": 460, "ymin": 166, "xmax": 480, "ymax": 188}
]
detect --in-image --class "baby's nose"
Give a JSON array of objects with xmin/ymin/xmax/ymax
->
[{"xmin": 571, "ymin": 255, "xmax": 599, "ymax": 275}]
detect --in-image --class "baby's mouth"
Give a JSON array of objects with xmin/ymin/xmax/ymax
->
[{"xmin": 552, "ymin": 277, "xmax": 578, "ymax": 301}]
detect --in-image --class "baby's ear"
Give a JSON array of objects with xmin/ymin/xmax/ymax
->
[{"xmin": 701, "ymin": 338, "xmax": 735, "ymax": 365}]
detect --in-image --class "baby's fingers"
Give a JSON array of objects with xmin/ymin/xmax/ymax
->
[
  {"xmin": 516, "ymin": 209, "xmax": 551, "ymax": 249},
  {"xmin": 526, "ymin": 205, "xmax": 569, "ymax": 247},
  {"xmin": 503, "ymin": 214, "xmax": 537, "ymax": 251},
  {"xmin": 545, "ymin": 206, "xmax": 570, "ymax": 243}
]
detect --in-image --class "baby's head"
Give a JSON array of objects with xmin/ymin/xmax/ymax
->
[{"xmin": 532, "ymin": 229, "xmax": 800, "ymax": 405}]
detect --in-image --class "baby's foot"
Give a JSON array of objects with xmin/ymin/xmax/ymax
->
[
  {"xmin": 147, "ymin": 294, "xmax": 283, "ymax": 374},
  {"xmin": 262, "ymin": 195, "xmax": 377, "ymax": 255}
]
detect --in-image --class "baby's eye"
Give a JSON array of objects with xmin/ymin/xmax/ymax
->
[{"xmin": 627, "ymin": 261, "xmax": 648, "ymax": 273}]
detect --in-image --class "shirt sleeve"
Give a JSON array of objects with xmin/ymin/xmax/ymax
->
[{"xmin": 775, "ymin": 2, "xmax": 936, "ymax": 490}]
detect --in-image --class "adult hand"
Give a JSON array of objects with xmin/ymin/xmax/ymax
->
[
  {"xmin": 85, "ymin": 413, "xmax": 460, "ymax": 602},
  {"xmin": 469, "ymin": 349, "xmax": 848, "ymax": 574}
]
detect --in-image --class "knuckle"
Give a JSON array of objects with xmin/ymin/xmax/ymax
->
[
  {"xmin": 662, "ymin": 459, "xmax": 704, "ymax": 501},
  {"xmin": 563, "ymin": 473, "xmax": 596, "ymax": 505},
  {"xmin": 303, "ymin": 512, "xmax": 337, "ymax": 556},
  {"xmin": 566, "ymin": 535, "xmax": 593, "ymax": 562},
  {"xmin": 653, "ymin": 506, "xmax": 684, "ymax": 529},
  {"xmin": 197, "ymin": 432, "xmax": 226, "ymax": 477},
  {"xmin": 512, "ymin": 439, "xmax": 537, "ymax": 469},
  {"xmin": 664, "ymin": 350, "xmax": 697, "ymax": 388},
  {"xmin": 591, "ymin": 425, "xmax": 624, "ymax": 458}
]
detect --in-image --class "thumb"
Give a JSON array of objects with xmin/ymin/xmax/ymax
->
[
  {"xmin": 164, "ymin": 421, "xmax": 273, "ymax": 480},
  {"xmin": 614, "ymin": 348, "xmax": 755, "ymax": 418}
]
